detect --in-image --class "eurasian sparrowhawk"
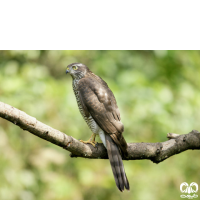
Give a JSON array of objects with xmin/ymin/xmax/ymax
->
[{"xmin": 66, "ymin": 63, "xmax": 129, "ymax": 192}]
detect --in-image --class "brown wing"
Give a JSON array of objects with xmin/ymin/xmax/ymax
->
[{"xmin": 78, "ymin": 77, "xmax": 128, "ymax": 153}]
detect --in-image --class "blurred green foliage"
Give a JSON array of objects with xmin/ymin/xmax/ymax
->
[{"xmin": 0, "ymin": 50, "xmax": 200, "ymax": 200}]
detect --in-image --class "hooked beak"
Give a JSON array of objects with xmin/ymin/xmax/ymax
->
[{"xmin": 66, "ymin": 69, "xmax": 69, "ymax": 74}]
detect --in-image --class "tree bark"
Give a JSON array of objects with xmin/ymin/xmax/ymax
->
[{"xmin": 0, "ymin": 101, "xmax": 200, "ymax": 163}]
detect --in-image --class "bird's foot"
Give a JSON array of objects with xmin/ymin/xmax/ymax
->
[
  {"xmin": 80, "ymin": 139, "xmax": 97, "ymax": 147},
  {"xmin": 80, "ymin": 133, "xmax": 97, "ymax": 147}
]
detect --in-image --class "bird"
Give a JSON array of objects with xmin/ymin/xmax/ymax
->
[{"xmin": 66, "ymin": 63, "xmax": 130, "ymax": 192}]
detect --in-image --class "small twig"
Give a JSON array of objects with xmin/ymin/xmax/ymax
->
[{"xmin": 167, "ymin": 133, "xmax": 180, "ymax": 139}]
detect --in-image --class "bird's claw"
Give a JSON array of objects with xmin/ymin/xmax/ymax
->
[
  {"xmin": 80, "ymin": 139, "xmax": 97, "ymax": 147},
  {"xmin": 80, "ymin": 133, "xmax": 97, "ymax": 147}
]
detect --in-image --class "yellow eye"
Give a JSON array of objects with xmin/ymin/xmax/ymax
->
[{"xmin": 72, "ymin": 65, "xmax": 78, "ymax": 70}]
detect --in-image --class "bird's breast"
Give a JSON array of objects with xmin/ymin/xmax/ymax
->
[
  {"xmin": 72, "ymin": 80, "xmax": 100, "ymax": 134},
  {"xmin": 72, "ymin": 79, "xmax": 107, "ymax": 148}
]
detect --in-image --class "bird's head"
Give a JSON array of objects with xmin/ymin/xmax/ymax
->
[{"xmin": 66, "ymin": 63, "xmax": 89, "ymax": 80}]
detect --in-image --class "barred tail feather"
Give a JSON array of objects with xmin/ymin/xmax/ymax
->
[{"xmin": 105, "ymin": 134, "xmax": 130, "ymax": 192}]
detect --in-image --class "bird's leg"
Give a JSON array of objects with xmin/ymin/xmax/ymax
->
[{"xmin": 80, "ymin": 133, "xmax": 97, "ymax": 147}]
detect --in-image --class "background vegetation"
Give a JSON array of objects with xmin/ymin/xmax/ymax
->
[{"xmin": 0, "ymin": 50, "xmax": 200, "ymax": 200}]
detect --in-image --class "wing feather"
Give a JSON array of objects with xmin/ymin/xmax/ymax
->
[{"xmin": 78, "ymin": 77, "xmax": 124, "ymax": 135}]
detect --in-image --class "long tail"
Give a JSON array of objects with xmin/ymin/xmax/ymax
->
[{"xmin": 105, "ymin": 134, "xmax": 130, "ymax": 192}]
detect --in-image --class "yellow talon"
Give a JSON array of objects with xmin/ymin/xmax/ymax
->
[{"xmin": 80, "ymin": 133, "xmax": 97, "ymax": 147}]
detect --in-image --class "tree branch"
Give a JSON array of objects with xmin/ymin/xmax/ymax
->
[{"xmin": 0, "ymin": 101, "xmax": 200, "ymax": 163}]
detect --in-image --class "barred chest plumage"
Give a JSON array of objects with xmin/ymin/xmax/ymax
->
[{"xmin": 72, "ymin": 79, "xmax": 102, "ymax": 135}]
